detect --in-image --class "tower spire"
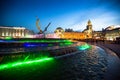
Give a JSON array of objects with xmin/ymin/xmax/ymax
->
[{"xmin": 88, "ymin": 19, "xmax": 92, "ymax": 26}]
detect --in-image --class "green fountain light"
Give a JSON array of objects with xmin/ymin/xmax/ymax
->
[
  {"xmin": 5, "ymin": 36, "xmax": 12, "ymax": 40},
  {"xmin": 78, "ymin": 43, "xmax": 91, "ymax": 50},
  {"xmin": 0, "ymin": 57, "xmax": 54, "ymax": 70},
  {"xmin": 19, "ymin": 39, "xmax": 72, "ymax": 43}
]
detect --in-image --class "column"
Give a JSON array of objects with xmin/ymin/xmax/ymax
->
[{"xmin": 22, "ymin": 29, "xmax": 24, "ymax": 37}]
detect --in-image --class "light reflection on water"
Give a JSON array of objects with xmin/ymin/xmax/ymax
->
[
  {"xmin": 0, "ymin": 45, "xmax": 110, "ymax": 80},
  {"xmin": 0, "ymin": 45, "xmax": 73, "ymax": 54},
  {"xmin": 0, "ymin": 45, "xmax": 120, "ymax": 80}
]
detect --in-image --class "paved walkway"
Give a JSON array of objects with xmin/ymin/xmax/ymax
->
[{"xmin": 87, "ymin": 42, "xmax": 120, "ymax": 58}]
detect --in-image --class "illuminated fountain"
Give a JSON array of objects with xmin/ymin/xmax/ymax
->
[
  {"xmin": 0, "ymin": 18, "xmax": 91, "ymax": 71},
  {"xmin": 0, "ymin": 37, "xmax": 91, "ymax": 70},
  {"xmin": 0, "ymin": 57, "xmax": 54, "ymax": 70}
]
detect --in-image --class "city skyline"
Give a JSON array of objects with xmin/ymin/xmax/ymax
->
[{"xmin": 0, "ymin": 0, "xmax": 120, "ymax": 33}]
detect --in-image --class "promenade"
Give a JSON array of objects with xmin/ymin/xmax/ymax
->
[
  {"xmin": 86, "ymin": 41, "xmax": 120, "ymax": 80},
  {"xmin": 87, "ymin": 41, "xmax": 120, "ymax": 58}
]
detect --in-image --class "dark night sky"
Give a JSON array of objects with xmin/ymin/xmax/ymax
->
[{"xmin": 0, "ymin": 0, "xmax": 120, "ymax": 33}]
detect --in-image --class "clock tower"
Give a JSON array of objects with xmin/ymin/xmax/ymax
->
[{"xmin": 87, "ymin": 20, "xmax": 92, "ymax": 30}]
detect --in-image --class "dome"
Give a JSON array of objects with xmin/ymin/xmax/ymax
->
[
  {"xmin": 56, "ymin": 27, "xmax": 63, "ymax": 30},
  {"xmin": 54, "ymin": 27, "xmax": 64, "ymax": 33}
]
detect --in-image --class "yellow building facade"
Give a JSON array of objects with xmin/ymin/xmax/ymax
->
[{"xmin": 62, "ymin": 32, "xmax": 85, "ymax": 40}]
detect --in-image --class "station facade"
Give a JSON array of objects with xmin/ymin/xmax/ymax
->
[{"xmin": 0, "ymin": 26, "xmax": 34, "ymax": 38}]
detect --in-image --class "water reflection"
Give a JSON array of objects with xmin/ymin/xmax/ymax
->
[{"xmin": 0, "ymin": 45, "xmax": 109, "ymax": 80}]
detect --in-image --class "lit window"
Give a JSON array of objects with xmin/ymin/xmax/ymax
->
[{"xmin": 2, "ymin": 32, "xmax": 4, "ymax": 36}]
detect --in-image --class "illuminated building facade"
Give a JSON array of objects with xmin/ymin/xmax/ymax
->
[
  {"xmin": 63, "ymin": 32, "xmax": 85, "ymax": 40},
  {"xmin": 54, "ymin": 27, "xmax": 85, "ymax": 39},
  {"xmin": 104, "ymin": 27, "xmax": 120, "ymax": 41},
  {"xmin": 92, "ymin": 31, "xmax": 104, "ymax": 40},
  {"xmin": 54, "ymin": 27, "xmax": 64, "ymax": 38},
  {"xmin": 83, "ymin": 20, "xmax": 93, "ymax": 38},
  {"xmin": 0, "ymin": 26, "xmax": 34, "ymax": 38},
  {"xmin": 92, "ymin": 26, "xmax": 120, "ymax": 41}
]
